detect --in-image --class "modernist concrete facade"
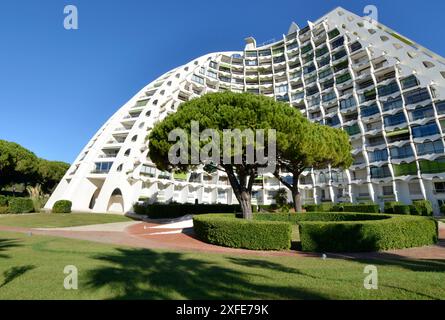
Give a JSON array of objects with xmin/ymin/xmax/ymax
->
[{"xmin": 46, "ymin": 7, "xmax": 445, "ymax": 214}]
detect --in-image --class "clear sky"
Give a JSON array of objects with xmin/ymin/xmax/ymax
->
[{"xmin": 0, "ymin": 0, "xmax": 444, "ymax": 163}]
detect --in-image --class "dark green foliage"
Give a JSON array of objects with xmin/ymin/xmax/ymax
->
[
  {"xmin": 340, "ymin": 204, "xmax": 380, "ymax": 213},
  {"xmin": 193, "ymin": 214, "xmax": 292, "ymax": 250},
  {"xmin": 8, "ymin": 198, "xmax": 34, "ymax": 214},
  {"xmin": 0, "ymin": 195, "xmax": 9, "ymax": 207},
  {"xmin": 412, "ymin": 200, "xmax": 433, "ymax": 216},
  {"xmin": 441, "ymin": 204, "xmax": 445, "ymax": 214},
  {"xmin": 0, "ymin": 139, "xmax": 69, "ymax": 193},
  {"xmin": 298, "ymin": 214, "xmax": 437, "ymax": 252},
  {"xmin": 384, "ymin": 201, "xmax": 402, "ymax": 214},
  {"xmin": 252, "ymin": 204, "xmax": 277, "ymax": 213},
  {"xmin": 133, "ymin": 203, "xmax": 241, "ymax": 219},
  {"xmin": 193, "ymin": 212, "xmax": 437, "ymax": 252},
  {"xmin": 273, "ymin": 189, "xmax": 288, "ymax": 208},
  {"xmin": 303, "ymin": 203, "xmax": 335, "ymax": 212},
  {"xmin": 393, "ymin": 205, "xmax": 411, "ymax": 215},
  {"xmin": 52, "ymin": 200, "xmax": 72, "ymax": 214},
  {"xmin": 305, "ymin": 203, "xmax": 379, "ymax": 213},
  {"xmin": 409, "ymin": 205, "xmax": 422, "ymax": 216}
]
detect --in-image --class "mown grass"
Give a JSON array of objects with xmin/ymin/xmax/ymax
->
[
  {"xmin": 0, "ymin": 231, "xmax": 444, "ymax": 300},
  {"xmin": 0, "ymin": 213, "xmax": 131, "ymax": 228}
]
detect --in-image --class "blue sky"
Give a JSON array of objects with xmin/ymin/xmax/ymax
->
[{"xmin": 0, "ymin": 0, "xmax": 443, "ymax": 163}]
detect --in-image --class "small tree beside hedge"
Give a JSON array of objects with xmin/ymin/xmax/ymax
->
[
  {"xmin": 52, "ymin": 200, "xmax": 72, "ymax": 213},
  {"xmin": 8, "ymin": 198, "xmax": 34, "ymax": 214}
]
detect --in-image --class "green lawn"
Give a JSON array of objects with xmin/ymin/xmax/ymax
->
[
  {"xmin": 0, "ymin": 231, "xmax": 444, "ymax": 300},
  {"xmin": 0, "ymin": 213, "xmax": 132, "ymax": 228}
]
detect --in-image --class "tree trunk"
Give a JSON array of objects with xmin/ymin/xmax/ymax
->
[
  {"xmin": 292, "ymin": 173, "xmax": 302, "ymax": 213},
  {"xmin": 292, "ymin": 189, "xmax": 302, "ymax": 213},
  {"xmin": 239, "ymin": 190, "xmax": 253, "ymax": 220}
]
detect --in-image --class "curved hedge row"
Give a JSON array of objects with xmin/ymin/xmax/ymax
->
[
  {"xmin": 193, "ymin": 214, "xmax": 292, "ymax": 250},
  {"xmin": 193, "ymin": 212, "xmax": 438, "ymax": 253}
]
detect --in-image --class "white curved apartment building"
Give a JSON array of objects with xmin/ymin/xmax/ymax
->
[{"xmin": 46, "ymin": 7, "xmax": 445, "ymax": 214}]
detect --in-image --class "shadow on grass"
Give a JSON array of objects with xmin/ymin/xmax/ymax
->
[
  {"xmin": 0, "ymin": 239, "xmax": 21, "ymax": 259},
  {"xmin": 86, "ymin": 248, "xmax": 327, "ymax": 300},
  {"xmin": 0, "ymin": 265, "xmax": 36, "ymax": 288}
]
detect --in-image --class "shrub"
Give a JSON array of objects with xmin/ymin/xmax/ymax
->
[
  {"xmin": 8, "ymin": 198, "xmax": 34, "ymax": 214},
  {"xmin": 298, "ymin": 214, "xmax": 438, "ymax": 252},
  {"xmin": 0, "ymin": 195, "xmax": 9, "ymax": 207},
  {"xmin": 393, "ymin": 205, "xmax": 411, "ymax": 215},
  {"xmin": 441, "ymin": 204, "xmax": 445, "ymax": 214},
  {"xmin": 0, "ymin": 206, "xmax": 8, "ymax": 214},
  {"xmin": 409, "ymin": 205, "xmax": 422, "ymax": 215},
  {"xmin": 384, "ymin": 201, "xmax": 402, "ymax": 214},
  {"xmin": 133, "ymin": 203, "xmax": 241, "ymax": 219},
  {"xmin": 52, "ymin": 200, "xmax": 72, "ymax": 213},
  {"xmin": 339, "ymin": 203, "xmax": 380, "ymax": 213},
  {"xmin": 303, "ymin": 203, "xmax": 334, "ymax": 212},
  {"xmin": 412, "ymin": 200, "xmax": 433, "ymax": 216},
  {"xmin": 273, "ymin": 189, "xmax": 288, "ymax": 208},
  {"xmin": 193, "ymin": 214, "xmax": 292, "ymax": 250}
]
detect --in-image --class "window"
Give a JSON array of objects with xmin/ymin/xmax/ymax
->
[
  {"xmin": 322, "ymin": 91, "xmax": 336, "ymax": 102},
  {"xmin": 435, "ymin": 101, "xmax": 445, "ymax": 115},
  {"xmin": 378, "ymin": 81, "xmax": 400, "ymax": 96},
  {"xmin": 369, "ymin": 149, "xmax": 388, "ymax": 162},
  {"xmin": 410, "ymin": 105, "xmax": 435, "ymax": 121},
  {"xmin": 336, "ymin": 72, "xmax": 351, "ymax": 84},
  {"xmin": 303, "ymin": 64, "xmax": 316, "ymax": 74},
  {"xmin": 318, "ymin": 56, "xmax": 331, "ymax": 68},
  {"xmin": 382, "ymin": 97, "xmax": 403, "ymax": 111},
  {"xmin": 326, "ymin": 115, "xmax": 340, "ymax": 126},
  {"xmin": 404, "ymin": 88, "xmax": 430, "ymax": 105},
  {"xmin": 384, "ymin": 112, "xmax": 406, "ymax": 127},
  {"xmin": 191, "ymin": 75, "xmax": 204, "ymax": 84},
  {"xmin": 382, "ymin": 186, "xmax": 394, "ymax": 196},
  {"xmin": 350, "ymin": 41, "xmax": 362, "ymax": 52},
  {"xmin": 276, "ymin": 85, "xmax": 288, "ymax": 93},
  {"xmin": 131, "ymin": 135, "xmax": 137, "ymax": 142},
  {"xmin": 245, "ymin": 60, "xmax": 258, "ymax": 66},
  {"xmin": 390, "ymin": 144, "xmax": 414, "ymax": 159},
  {"xmin": 331, "ymin": 37, "xmax": 344, "ymax": 49},
  {"xmin": 412, "ymin": 123, "xmax": 440, "ymax": 138},
  {"xmin": 370, "ymin": 165, "xmax": 391, "ymax": 179},
  {"xmin": 116, "ymin": 164, "xmax": 123, "ymax": 172},
  {"xmin": 416, "ymin": 140, "xmax": 444, "ymax": 155},
  {"xmin": 93, "ymin": 162, "xmax": 113, "ymax": 174},
  {"xmin": 401, "ymin": 75, "xmax": 419, "ymax": 90},
  {"xmin": 344, "ymin": 123, "xmax": 360, "ymax": 136},
  {"xmin": 409, "ymin": 182, "xmax": 422, "ymax": 195},
  {"xmin": 361, "ymin": 104, "xmax": 379, "ymax": 117},
  {"xmin": 207, "ymin": 70, "xmax": 217, "ymax": 79},
  {"xmin": 318, "ymin": 68, "xmax": 333, "ymax": 79},
  {"xmin": 124, "ymin": 149, "xmax": 131, "ymax": 156},
  {"xmin": 340, "ymin": 96, "xmax": 356, "ymax": 109},
  {"xmin": 140, "ymin": 165, "xmax": 156, "ymax": 177},
  {"xmin": 434, "ymin": 182, "xmax": 445, "ymax": 193}
]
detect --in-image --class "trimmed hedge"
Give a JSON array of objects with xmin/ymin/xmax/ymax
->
[
  {"xmin": 298, "ymin": 213, "xmax": 438, "ymax": 252},
  {"xmin": 134, "ymin": 203, "xmax": 241, "ymax": 219},
  {"xmin": 194, "ymin": 212, "xmax": 438, "ymax": 253},
  {"xmin": 52, "ymin": 200, "xmax": 72, "ymax": 213},
  {"xmin": 384, "ymin": 201, "xmax": 402, "ymax": 214},
  {"xmin": 412, "ymin": 200, "xmax": 433, "ymax": 216},
  {"xmin": 304, "ymin": 203, "xmax": 379, "ymax": 213},
  {"xmin": 193, "ymin": 214, "xmax": 292, "ymax": 250},
  {"xmin": 8, "ymin": 198, "xmax": 34, "ymax": 214},
  {"xmin": 393, "ymin": 205, "xmax": 411, "ymax": 215}
]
